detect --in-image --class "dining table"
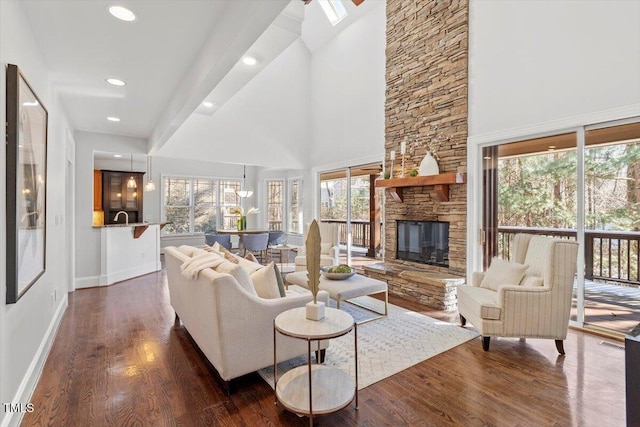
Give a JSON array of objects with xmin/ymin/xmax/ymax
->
[
  {"xmin": 216, "ymin": 229, "xmax": 271, "ymax": 254},
  {"xmin": 216, "ymin": 229, "xmax": 270, "ymax": 235}
]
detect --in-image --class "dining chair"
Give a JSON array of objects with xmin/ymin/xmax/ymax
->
[
  {"xmin": 241, "ymin": 233, "xmax": 269, "ymax": 263},
  {"xmin": 205, "ymin": 233, "xmax": 232, "ymax": 250}
]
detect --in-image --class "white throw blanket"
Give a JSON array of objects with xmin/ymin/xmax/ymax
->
[{"xmin": 180, "ymin": 253, "xmax": 225, "ymax": 280}]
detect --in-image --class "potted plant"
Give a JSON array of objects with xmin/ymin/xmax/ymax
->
[{"xmin": 230, "ymin": 206, "xmax": 259, "ymax": 230}]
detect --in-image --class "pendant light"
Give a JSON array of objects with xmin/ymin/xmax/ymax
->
[
  {"xmin": 236, "ymin": 165, "xmax": 253, "ymax": 198},
  {"xmin": 126, "ymin": 154, "xmax": 137, "ymax": 189},
  {"xmin": 144, "ymin": 155, "xmax": 156, "ymax": 192}
]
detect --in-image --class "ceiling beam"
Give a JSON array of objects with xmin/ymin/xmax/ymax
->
[{"xmin": 147, "ymin": 0, "xmax": 290, "ymax": 155}]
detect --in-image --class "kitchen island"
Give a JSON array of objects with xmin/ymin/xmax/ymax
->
[{"xmin": 98, "ymin": 223, "xmax": 163, "ymax": 286}]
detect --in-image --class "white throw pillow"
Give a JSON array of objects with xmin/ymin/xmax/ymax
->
[
  {"xmin": 214, "ymin": 260, "xmax": 257, "ymax": 296},
  {"xmin": 320, "ymin": 242, "xmax": 332, "ymax": 255},
  {"xmin": 480, "ymin": 257, "xmax": 528, "ymax": 291},
  {"xmin": 235, "ymin": 255, "xmax": 264, "ymax": 275},
  {"xmin": 203, "ymin": 244, "xmax": 224, "ymax": 257},
  {"xmin": 212, "ymin": 241, "xmax": 231, "ymax": 254},
  {"xmin": 520, "ymin": 274, "xmax": 543, "ymax": 287},
  {"xmin": 178, "ymin": 245, "xmax": 198, "ymax": 257},
  {"xmin": 250, "ymin": 262, "xmax": 282, "ymax": 299}
]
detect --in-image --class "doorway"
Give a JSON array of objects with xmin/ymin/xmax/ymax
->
[{"xmin": 319, "ymin": 163, "xmax": 383, "ymax": 267}]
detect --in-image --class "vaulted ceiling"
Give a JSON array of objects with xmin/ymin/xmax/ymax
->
[{"xmin": 20, "ymin": 0, "xmax": 384, "ymax": 167}]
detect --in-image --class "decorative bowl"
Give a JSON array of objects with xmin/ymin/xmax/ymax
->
[{"xmin": 320, "ymin": 266, "xmax": 356, "ymax": 280}]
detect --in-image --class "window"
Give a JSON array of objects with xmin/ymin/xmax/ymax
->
[
  {"xmin": 220, "ymin": 180, "xmax": 241, "ymax": 230},
  {"xmin": 288, "ymin": 178, "xmax": 303, "ymax": 234},
  {"xmin": 162, "ymin": 176, "xmax": 240, "ymax": 235},
  {"xmin": 267, "ymin": 180, "xmax": 284, "ymax": 231},
  {"xmin": 318, "ymin": 0, "xmax": 347, "ymax": 26}
]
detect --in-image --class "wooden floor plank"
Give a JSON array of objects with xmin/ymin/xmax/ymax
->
[{"xmin": 21, "ymin": 267, "xmax": 626, "ymax": 426}]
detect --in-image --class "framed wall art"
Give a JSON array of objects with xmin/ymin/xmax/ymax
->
[{"xmin": 6, "ymin": 64, "xmax": 48, "ymax": 304}]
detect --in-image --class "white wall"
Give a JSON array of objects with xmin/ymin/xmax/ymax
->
[
  {"xmin": 159, "ymin": 38, "xmax": 312, "ymax": 169},
  {"xmin": 308, "ymin": 3, "xmax": 386, "ymax": 170},
  {"xmin": 0, "ymin": 1, "xmax": 72, "ymax": 425},
  {"xmin": 466, "ymin": 0, "xmax": 640, "ymax": 276},
  {"xmin": 468, "ymin": 0, "xmax": 640, "ymax": 138}
]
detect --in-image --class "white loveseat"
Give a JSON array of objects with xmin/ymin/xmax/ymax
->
[{"xmin": 165, "ymin": 245, "xmax": 329, "ymax": 392}]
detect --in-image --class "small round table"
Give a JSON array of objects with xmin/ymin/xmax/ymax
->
[
  {"xmin": 273, "ymin": 307, "xmax": 358, "ymax": 426},
  {"xmin": 268, "ymin": 245, "xmax": 298, "ymax": 273}
]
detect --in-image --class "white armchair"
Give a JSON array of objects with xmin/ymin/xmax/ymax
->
[
  {"xmin": 294, "ymin": 222, "xmax": 340, "ymax": 272},
  {"xmin": 458, "ymin": 234, "xmax": 579, "ymax": 354}
]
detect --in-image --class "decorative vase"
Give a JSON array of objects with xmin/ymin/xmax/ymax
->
[
  {"xmin": 237, "ymin": 216, "xmax": 247, "ymax": 230},
  {"xmin": 419, "ymin": 151, "xmax": 440, "ymax": 176},
  {"xmin": 306, "ymin": 301, "xmax": 325, "ymax": 321}
]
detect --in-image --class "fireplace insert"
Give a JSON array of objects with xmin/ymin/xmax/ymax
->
[{"xmin": 396, "ymin": 220, "xmax": 449, "ymax": 267}]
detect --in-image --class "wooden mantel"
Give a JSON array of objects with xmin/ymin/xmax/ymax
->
[{"xmin": 376, "ymin": 172, "xmax": 466, "ymax": 202}]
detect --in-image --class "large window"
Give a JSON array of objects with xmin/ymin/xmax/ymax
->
[
  {"xmin": 288, "ymin": 178, "xmax": 303, "ymax": 234},
  {"xmin": 267, "ymin": 180, "xmax": 284, "ymax": 231},
  {"xmin": 163, "ymin": 176, "xmax": 240, "ymax": 235}
]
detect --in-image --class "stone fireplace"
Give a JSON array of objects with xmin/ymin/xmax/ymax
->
[{"xmin": 363, "ymin": 0, "xmax": 469, "ymax": 311}]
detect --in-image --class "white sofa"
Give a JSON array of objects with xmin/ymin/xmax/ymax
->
[
  {"xmin": 165, "ymin": 245, "xmax": 329, "ymax": 392},
  {"xmin": 295, "ymin": 222, "xmax": 340, "ymax": 271}
]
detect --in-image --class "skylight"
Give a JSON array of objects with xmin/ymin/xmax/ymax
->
[{"xmin": 318, "ymin": 0, "xmax": 347, "ymax": 26}]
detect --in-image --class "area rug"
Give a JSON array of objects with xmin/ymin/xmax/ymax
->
[{"xmin": 258, "ymin": 297, "xmax": 479, "ymax": 390}]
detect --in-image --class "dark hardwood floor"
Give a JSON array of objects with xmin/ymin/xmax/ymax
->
[{"xmin": 22, "ymin": 266, "xmax": 626, "ymax": 426}]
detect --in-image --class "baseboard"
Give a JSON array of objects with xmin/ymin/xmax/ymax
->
[
  {"xmin": 75, "ymin": 275, "xmax": 101, "ymax": 289},
  {"xmin": 1, "ymin": 294, "xmax": 68, "ymax": 427},
  {"xmin": 102, "ymin": 262, "xmax": 159, "ymax": 285}
]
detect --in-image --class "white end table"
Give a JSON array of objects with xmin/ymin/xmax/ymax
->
[
  {"xmin": 273, "ymin": 307, "xmax": 358, "ymax": 425},
  {"xmin": 269, "ymin": 244, "xmax": 297, "ymax": 273}
]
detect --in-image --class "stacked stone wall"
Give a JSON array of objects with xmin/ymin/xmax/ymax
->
[{"xmin": 374, "ymin": 0, "xmax": 469, "ymax": 309}]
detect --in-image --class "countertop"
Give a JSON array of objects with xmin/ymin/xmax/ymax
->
[{"xmin": 94, "ymin": 222, "xmax": 164, "ymax": 228}]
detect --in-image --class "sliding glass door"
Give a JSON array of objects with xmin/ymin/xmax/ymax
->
[
  {"xmin": 582, "ymin": 122, "xmax": 640, "ymax": 332},
  {"xmin": 320, "ymin": 163, "xmax": 382, "ymax": 265},
  {"xmin": 481, "ymin": 119, "xmax": 639, "ymax": 334}
]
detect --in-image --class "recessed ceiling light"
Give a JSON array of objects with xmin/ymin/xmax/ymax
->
[
  {"xmin": 242, "ymin": 54, "xmax": 258, "ymax": 66},
  {"xmin": 106, "ymin": 78, "xmax": 126, "ymax": 86},
  {"xmin": 114, "ymin": 154, "xmax": 123, "ymax": 158},
  {"xmin": 22, "ymin": 100, "xmax": 39, "ymax": 107},
  {"xmin": 202, "ymin": 101, "xmax": 215, "ymax": 108},
  {"xmin": 108, "ymin": 5, "xmax": 137, "ymax": 22},
  {"xmin": 107, "ymin": 117, "xmax": 121, "ymax": 122}
]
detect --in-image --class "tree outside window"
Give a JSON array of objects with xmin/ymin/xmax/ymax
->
[
  {"xmin": 267, "ymin": 180, "xmax": 283, "ymax": 231},
  {"xmin": 163, "ymin": 176, "xmax": 240, "ymax": 235}
]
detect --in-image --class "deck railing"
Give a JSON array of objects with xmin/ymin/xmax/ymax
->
[
  {"xmin": 498, "ymin": 226, "xmax": 640, "ymax": 286},
  {"xmin": 321, "ymin": 219, "xmax": 382, "ymax": 251}
]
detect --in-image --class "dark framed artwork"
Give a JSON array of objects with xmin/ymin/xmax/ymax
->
[{"xmin": 6, "ymin": 64, "xmax": 48, "ymax": 304}]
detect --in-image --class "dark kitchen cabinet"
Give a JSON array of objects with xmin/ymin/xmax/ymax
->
[{"xmin": 102, "ymin": 171, "xmax": 144, "ymax": 224}]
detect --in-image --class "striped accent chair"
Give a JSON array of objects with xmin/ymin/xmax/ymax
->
[{"xmin": 458, "ymin": 234, "xmax": 579, "ymax": 354}]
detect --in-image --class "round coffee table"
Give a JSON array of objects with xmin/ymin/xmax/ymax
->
[{"xmin": 273, "ymin": 307, "xmax": 358, "ymax": 425}]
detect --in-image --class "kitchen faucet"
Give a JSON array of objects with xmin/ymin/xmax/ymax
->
[{"xmin": 114, "ymin": 211, "xmax": 129, "ymax": 225}]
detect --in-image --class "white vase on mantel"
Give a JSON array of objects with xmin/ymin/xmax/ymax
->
[
  {"xmin": 419, "ymin": 151, "xmax": 440, "ymax": 176},
  {"xmin": 306, "ymin": 301, "xmax": 325, "ymax": 321}
]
